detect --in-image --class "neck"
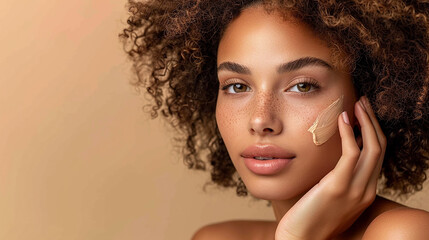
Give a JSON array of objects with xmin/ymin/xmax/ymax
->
[{"xmin": 271, "ymin": 194, "xmax": 304, "ymax": 222}]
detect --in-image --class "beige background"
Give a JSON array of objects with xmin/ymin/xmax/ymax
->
[{"xmin": 0, "ymin": 1, "xmax": 428, "ymax": 240}]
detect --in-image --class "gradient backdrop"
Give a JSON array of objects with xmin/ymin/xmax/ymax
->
[{"xmin": 0, "ymin": 1, "xmax": 428, "ymax": 239}]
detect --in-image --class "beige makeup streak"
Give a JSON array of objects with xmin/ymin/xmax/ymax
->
[{"xmin": 307, "ymin": 95, "xmax": 344, "ymax": 146}]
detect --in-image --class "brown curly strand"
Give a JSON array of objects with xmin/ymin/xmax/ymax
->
[{"xmin": 120, "ymin": 0, "xmax": 429, "ymax": 196}]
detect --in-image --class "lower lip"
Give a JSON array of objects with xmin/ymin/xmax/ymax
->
[{"xmin": 243, "ymin": 158, "xmax": 292, "ymax": 175}]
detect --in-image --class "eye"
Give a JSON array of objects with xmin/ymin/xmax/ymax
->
[
  {"xmin": 288, "ymin": 81, "xmax": 319, "ymax": 93},
  {"xmin": 222, "ymin": 83, "xmax": 251, "ymax": 93}
]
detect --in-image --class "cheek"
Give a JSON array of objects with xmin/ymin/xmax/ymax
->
[
  {"xmin": 295, "ymin": 114, "xmax": 342, "ymax": 181},
  {"xmin": 292, "ymin": 99, "xmax": 344, "ymax": 175},
  {"xmin": 345, "ymin": 98, "xmax": 357, "ymax": 126},
  {"xmin": 215, "ymin": 99, "xmax": 242, "ymax": 146},
  {"xmin": 308, "ymin": 96, "xmax": 343, "ymax": 145},
  {"xmin": 302, "ymin": 134, "xmax": 342, "ymax": 181},
  {"xmin": 284, "ymin": 99, "xmax": 328, "ymax": 143},
  {"xmin": 286, "ymin": 110, "xmax": 316, "ymax": 146}
]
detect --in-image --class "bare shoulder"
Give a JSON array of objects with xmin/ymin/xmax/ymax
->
[
  {"xmin": 362, "ymin": 207, "xmax": 429, "ymax": 240},
  {"xmin": 191, "ymin": 220, "xmax": 240, "ymax": 240},
  {"xmin": 191, "ymin": 220, "xmax": 276, "ymax": 240}
]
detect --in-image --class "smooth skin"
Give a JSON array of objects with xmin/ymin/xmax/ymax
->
[
  {"xmin": 193, "ymin": 5, "xmax": 429, "ymax": 240},
  {"xmin": 276, "ymin": 97, "xmax": 387, "ymax": 240}
]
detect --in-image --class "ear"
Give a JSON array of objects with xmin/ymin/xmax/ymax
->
[{"xmin": 353, "ymin": 116, "xmax": 363, "ymax": 149}]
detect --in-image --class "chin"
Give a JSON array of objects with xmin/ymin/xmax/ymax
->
[{"xmin": 241, "ymin": 175, "xmax": 313, "ymax": 201}]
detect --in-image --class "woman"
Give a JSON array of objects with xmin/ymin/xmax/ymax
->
[{"xmin": 120, "ymin": 0, "xmax": 429, "ymax": 239}]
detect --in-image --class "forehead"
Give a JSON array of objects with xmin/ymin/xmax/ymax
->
[{"xmin": 217, "ymin": 5, "xmax": 339, "ymax": 71}]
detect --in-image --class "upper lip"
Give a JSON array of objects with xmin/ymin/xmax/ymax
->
[{"xmin": 241, "ymin": 144, "xmax": 295, "ymax": 159}]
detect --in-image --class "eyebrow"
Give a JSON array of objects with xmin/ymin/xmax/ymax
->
[
  {"xmin": 217, "ymin": 57, "xmax": 333, "ymax": 75},
  {"xmin": 277, "ymin": 57, "xmax": 333, "ymax": 73},
  {"xmin": 217, "ymin": 61, "xmax": 251, "ymax": 74}
]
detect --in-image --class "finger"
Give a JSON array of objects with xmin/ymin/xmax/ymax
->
[
  {"xmin": 352, "ymin": 99, "xmax": 382, "ymax": 187},
  {"xmin": 361, "ymin": 96, "xmax": 385, "ymax": 145},
  {"xmin": 361, "ymin": 96, "xmax": 386, "ymax": 186},
  {"xmin": 333, "ymin": 111, "xmax": 361, "ymax": 183}
]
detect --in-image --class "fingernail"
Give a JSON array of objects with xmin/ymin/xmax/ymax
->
[{"xmin": 342, "ymin": 111, "xmax": 350, "ymax": 125}]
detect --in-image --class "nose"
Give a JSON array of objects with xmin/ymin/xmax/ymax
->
[{"xmin": 248, "ymin": 93, "xmax": 283, "ymax": 136}]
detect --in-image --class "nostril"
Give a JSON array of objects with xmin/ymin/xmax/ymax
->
[
  {"xmin": 263, "ymin": 128, "xmax": 274, "ymax": 133},
  {"xmin": 248, "ymin": 118, "xmax": 282, "ymax": 135}
]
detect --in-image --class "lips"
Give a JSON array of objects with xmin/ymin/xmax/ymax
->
[
  {"xmin": 241, "ymin": 144, "xmax": 295, "ymax": 175},
  {"xmin": 241, "ymin": 144, "xmax": 296, "ymax": 160}
]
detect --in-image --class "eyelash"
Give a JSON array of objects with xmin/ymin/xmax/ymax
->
[
  {"xmin": 220, "ymin": 78, "xmax": 320, "ymax": 94},
  {"xmin": 220, "ymin": 79, "xmax": 251, "ymax": 93},
  {"xmin": 287, "ymin": 78, "xmax": 320, "ymax": 94}
]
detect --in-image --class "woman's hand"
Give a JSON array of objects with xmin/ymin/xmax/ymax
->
[{"xmin": 275, "ymin": 96, "xmax": 387, "ymax": 240}]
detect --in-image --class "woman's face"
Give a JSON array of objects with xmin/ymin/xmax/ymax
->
[{"xmin": 216, "ymin": 5, "xmax": 357, "ymax": 200}]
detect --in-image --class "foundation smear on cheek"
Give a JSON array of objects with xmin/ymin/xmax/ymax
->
[{"xmin": 307, "ymin": 95, "xmax": 344, "ymax": 146}]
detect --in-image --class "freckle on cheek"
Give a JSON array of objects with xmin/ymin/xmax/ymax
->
[
  {"xmin": 307, "ymin": 95, "xmax": 344, "ymax": 146},
  {"xmin": 217, "ymin": 107, "xmax": 238, "ymax": 134}
]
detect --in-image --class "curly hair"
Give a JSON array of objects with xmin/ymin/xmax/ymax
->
[{"xmin": 120, "ymin": 0, "xmax": 429, "ymax": 196}]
